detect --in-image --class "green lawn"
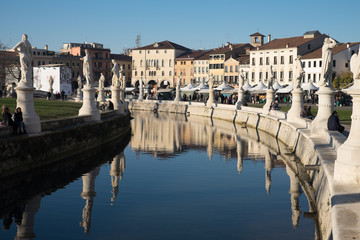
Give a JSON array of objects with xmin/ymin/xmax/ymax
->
[
  {"xmin": 0, "ymin": 98, "xmax": 82, "ymax": 120},
  {"xmin": 247, "ymin": 103, "xmax": 352, "ymax": 122}
]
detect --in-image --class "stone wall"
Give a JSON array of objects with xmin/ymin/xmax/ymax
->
[{"xmin": 0, "ymin": 114, "xmax": 131, "ymax": 178}]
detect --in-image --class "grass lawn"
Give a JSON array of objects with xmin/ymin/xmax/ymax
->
[
  {"xmin": 247, "ymin": 103, "xmax": 352, "ymax": 123},
  {"xmin": 0, "ymin": 98, "xmax": 82, "ymax": 120}
]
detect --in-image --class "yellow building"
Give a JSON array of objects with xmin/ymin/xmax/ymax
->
[
  {"xmin": 209, "ymin": 43, "xmax": 253, "ymax": 85},
  {"xmin": 174, "ymin": 50, "xmax": 209, "ymax": 86}
]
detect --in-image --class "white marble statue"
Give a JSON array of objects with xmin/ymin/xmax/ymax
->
[
  {"xmin": 111, "ymin": 60, "xmax": 120, "ymax": 87},
  {"xmin": 121, "ymin": 76, "xmax": 126, "ymax": 90},
  {"xmin": 239, "ymin": 70, "xmax": 246, "ymax": 88},
  {"xmin": 294, "ymin": 56, "xmax": 304, "ymax": 89},
  {"xmin": 99, "ymin": 73, "xmax": 105, "ymax": 89},
  {"xmin": 319, "ymin": 37, "xmax": 337, "ymax": 86},
  {"xmin": 268, "ymin": 65, "xmax": 274, "ymax": 89},
  {"xmin": 350, "ymin": 47, "xmax": 360, "ymax": 79},
  {"xmin": 10, "ymin": 34, "xmax": 33, "ymax": 87},
  {"xmin": 77, "ymin": 75, "xmax": 82, "ymax": 93},
  {"xmin": 208, "ymin": 74, "xmax": 213, "ymax": 90},
  {"xmin": 48, "ymin": 76, "xmax": 54, "ymax": 92},
  {"xmin": 176, "ymin": 75, "xmax": 181, "ymax": 90},
  {"xmin": 119, "ymin": 66, "xmax": 124, "ymax": 87},
  {"xmin": 80, "ymin": 49, "xmax": 94, "ymax": 87}
]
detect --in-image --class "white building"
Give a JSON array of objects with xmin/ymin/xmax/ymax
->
[
  {"xmin": 33, "ymin": 64, "xmax": 72, "ymax": 95},
  {"xmin": 246, "ymin": 31, "xmax": 327, "ymax": 85},
  {"xmin": 131, "ymin": 40, "xmax": 190, "ymax": 88},
  {"xmin": 301, "ymin": 42, "xmax": 360, "ymax": 83},
  {"xmin": 193, "ymin": 52, "xmax": 211, "ymax": 84}
]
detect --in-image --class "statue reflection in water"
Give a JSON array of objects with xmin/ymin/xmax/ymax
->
[{"xmin": 110, "ymin": 151, "xmax": 126, "ymax": 203}]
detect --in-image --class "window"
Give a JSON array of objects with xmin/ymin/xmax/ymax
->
[
  {"xmin": 289, "ymin": 71, "xmax": 293, "ymax": 80},
  {"xmin": 308, "ymin": 74, "xmax": 311, "ymax": 81},
  {"xmin": 260, "ymin": 57, "xmax": 263, "ymax": 65},
  {"xmin": 128, "ymin": 64, "xmax": 130, "ymax": 69},
  {"xmin": 140, "ymin": 60, "xmax": 143, "ymax": 67},
  {"xmin": 162, "ymin": 59, "xmax": 164, "ymax": 67},
  {"xmin": 252, "ymin": 58, "xmax": 255, "ymax": 66},
  {"xmin": 274, "ymin": 56, "xmax": 277, "ymax": 64},
  {"xmin": 274, "ymin": 71, "xmax": 277, "ymax": 79},
  {"xmin": 194, "ymin": 67, "xmax": 197, "ymax": 74},
  {"xmin": 289, "ymin": 55, "xmax": 293, "ymax": 64},
  {"xmin": 38, "ymin": 61, "xmax": 40, "ymax": 66},
  {"xmin": 235, "ymin": 66, "xmax": 239, "ymax": 72},
  {"xmin": 162, "ymin": 71, "xmax": 164, "ymax": 76},
  {"xmin": 225, "ymin": 66, "xmax": 228, "ymax": 72},
  {"xmin": 314, "ymin": 61, "xmax": 316, "ymax": 67},
  {"xmin": 319, "ymin": 61, "xmax": 322, "ymax": 67},
  {"xmin": 139, "ymin": 51, "xmax": 142, "ymax": 54},
  {"xmin": 141, "ymin": 71, "xmax": 143, "ymax": 76},
  {"xmin": 307, "ymin": 44, "xmax": 311, "ymax": 50},
  {"xmin": 308, "ymin": 61, "xmax": 311, "ymax": 68},
  {"xmin": 345, "ymin": 62, "xmax": 349, "ymax": 68},
  {"xmin": 259, "ymin": 72, "xmax": 262, "ymax": 80},
  {"xmin": 280, "ymin": 71, "xmax": 284, "ymax": 80},
  {"xmin": 135, "ymin": 71, "xmax": 137, "ymax": 76},
  {"xmin": 169, "ymin": 59, "xmax": 172, "ymax": 67},
  {"xmin": 43, "ymin": 61, "xmax": 45, "ymax": 65},
  {"xmin": 333, "ymin": 60, "xmax": 336, "ymax": 67},
  {"xmin": 266, "ymin": 57, "xmax": 269, "ymax": 65},
  {"xmin": 252, "ymin": 72, "xmax": 255, "ymax": 81},
  {"xmin": 313, "ymin": 74, "xmax": 316, "ymax": 82},
  {"xmin": 265, "ymin": 72, "xmax": 268, "ymax": 80},
  {"xmin": 230, "ymin": 66, "xmax": 233, "ymax": 72},
  {"xmin": 280, "ymin": 56, "xmax": 284, "ymax": 64}
]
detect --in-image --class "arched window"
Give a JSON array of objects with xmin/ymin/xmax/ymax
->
[
  {"xmin": 162, "ymin": 59, "xmax": 164, "ymax": 67},
  {"xmin": 169, "ymin": 59, "xmax": 172, "ymax": 67}
]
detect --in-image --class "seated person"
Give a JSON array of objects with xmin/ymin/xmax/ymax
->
[
  {"xmin": 305, "ymin": 106, "xmax": 314, "ymax": 120},
  {"xmin": 300, "ymin": 106, "xmax": 307, "ymax": 118},
  {"xmin": 327, "ymin": 111, "xmax": 344, "ymax": 133},
  {"xmin": 270, "ymin": 101, "xmax": 280, "ymax": 110},
  {"xmin": 3, "ymin": 106, "xmax": 17, "ymax": 134},
  {"xmin": 106, "ymin": 100, "xmax": 114, "ymax": 110}
]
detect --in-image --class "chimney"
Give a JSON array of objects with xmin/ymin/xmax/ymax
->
[
  {"xmin": 45, "ymin": 45, "xmax": 48, "ymax": 51},
  {"xmin": 229, "ymin": 44, "xmax": 233, "ymax": 51},
  {"xmin": 347, "ymin": 43, "xmax": 350, "ymax": 48},
  {"xmin": 268, "ymin": 34, "xmax": 271, "ymax": 43},
  {"xmin": 286, "ymin": 43, "xmax": 289, "ymax": 48}
]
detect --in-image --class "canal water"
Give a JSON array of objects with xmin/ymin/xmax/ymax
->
[{"xmin": 0, "ymin": 112, "xmax": 318, "ymax": 239}]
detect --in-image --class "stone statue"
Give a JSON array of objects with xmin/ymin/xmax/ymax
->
[
  {"xmin": 268, "ymin": 65, "xmax": 274, "ymax": 89},
  {"xmin": 208, "ymin": 74, "xmax": 213, "ymax": 91},
  {"xmin": 80, "ymin": 49, "xmax": 94, "ymax": 87},
  {"xmin": 294, "ymin": 56, "xmax": 304, "ymax": 89},
  {"xmin": 10, "ymin": 34, "xmax": 33, "ymax": 87},
  {"xmin": 77, "ymin": 75, "xmax": 82, "ymax": 89},
  {"xmin": 48, "ymin": 76, "xmax": 54, "ymax": 91},
  {"xmin": 350, "ymin": 47, "xmax": 360, "ymax": 79},
  {"xmin": 121, "ymin": 76, "xmax": 126, "ymax": 90},
  {"xmin": 99, "ymin": 73, "xmax": 105, "ymax": 89},
  {"xmin": 176, "ymin": 75, "xmax": 181, "ymax": 90},
  {"xmin": 319, "ymin": 37, "xmax": 337, "ymax": 86},
  {"xmin": 119, "ymin": 66, "xmax": 124, "ymax": 86},
  {"xmin": 239, "ymin": 70, "xmax": 246, "ymax": 88},
  {"xmin": 111, "ymin": 59, "xmax": 120, "ymax": 87}
]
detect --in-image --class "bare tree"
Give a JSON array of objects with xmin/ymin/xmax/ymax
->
[{"xmin": 0, "ymin": 41, "xmax": 21, "ymax": 85}]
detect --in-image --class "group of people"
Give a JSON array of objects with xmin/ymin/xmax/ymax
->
[
  {"xmin": 99, "ymin": 100, "xmax": 114, "ymax": 111},
  {"xmin": 1, "ymin": 105, "xmax": 26, "ymax": 134}
]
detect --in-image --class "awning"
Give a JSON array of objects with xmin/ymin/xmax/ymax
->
[{"xmin": 214, "ymin": 82, "xmax": 233, "ymax": 91}]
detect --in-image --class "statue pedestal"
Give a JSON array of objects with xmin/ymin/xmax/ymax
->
[
  {"xmin": 111, "ymin": 86, "xmax": 124, "ymax": 114},
  {"xmin": 334, "ymin": 80, "xmax": 360, "ymax": 184},
  {"xmin": 98, "ymin": 88, "xmax": 105, "ymax": 103},
  {"xmin": 79, "ymin": 86, "xmax": 100, "ymax": 121},
  {"xmin": 174, "ymin": 89, "xmax": 181, "ymax": 104},
  {"xmin": 311, "ymin": 86, "xmax": 335, "ymax": 132},
  {"xmin": 207, "ymin": 89, "xmax": 214, "ymax": 107},
  {"xmin": 263, "ymin": 88, "xmax": 275, "ymax": 115},
  {"xmin": 287, "ymin": 88, "xmax": 304, "ymax": 122},
  {"xmin": 15, "ymin": 83, "xmax": 41, "ymax": 134},
  {"xmin": 75, "ymin": 89, "xmax": 83, "ymax": 102},
  {"xmin": 236, "ymin": 89, "xmax": 244, "ymax": 110}
]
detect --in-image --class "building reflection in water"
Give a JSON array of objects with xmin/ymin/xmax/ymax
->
[{"xmin": 0, "ymin": 112, "xmax": 321, "ymax": 238}]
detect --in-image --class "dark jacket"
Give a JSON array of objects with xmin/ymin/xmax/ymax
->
[
  {"xmin": 3, "ymin": 112, "xmax": 14, "ymax": 126},
  {"xmin": 328, "ymin": 115, "xmax": 344, "ymax": 133},
  {"xmin": 13, "ymin": 111, "xmax": 23, "ymax": 123}
]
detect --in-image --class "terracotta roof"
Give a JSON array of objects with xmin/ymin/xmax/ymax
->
[
  {"xmin": 209, "ymin": 43, "xmax": 251, "ymax": 55},
  {"xmin": 133, "ymin": 40, "xmax": 190, "ymax": 51},
  {"xmin": 236, "ymin": 55, "xmax": 250, "ymax": 64},
  {"xmin": 256, "ymin": 34, "xmax": 326, "ymax": 50},
  {"xmin": 176, "ymin": 50, "xmax": 211, "ymax": 60},
  {"xmin": 301, "ymin": 42, "xmax": 360, "ymax": 59},
  {"xmin": 195, "ymin": 50, "xmax": 213, "ymax": 60},
  {"xmin": 250, "ymin": 32, "xmax": 265, "ymax": 37},
  {"xmin": 110, "ymin": 54, "xmax": 132, "ymax": 61},
  {"xmin": 0, "ymin": 51, "xmax": 18, "ymax": 58}
]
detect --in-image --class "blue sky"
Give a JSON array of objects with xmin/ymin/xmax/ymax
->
[{"xmin": 1, "ymin": 0, "xmax": 359, "ymax": 53}]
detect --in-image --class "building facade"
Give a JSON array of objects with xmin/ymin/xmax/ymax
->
[
  {"xmin": 224, "ymin": 57, "xmax": 240, "ymax": 87},
  {"xmin": 301, "ymin": 42, "xmax": 360, "ymax": 84},
  {"xmin": 174, "ymin": 50, "xmax": 209, "ymax": 86},
  {"xmin": 131, "ymin": 40, "xmax": 190, "ymax": 88},
  {"xmin": 193, "ymin": 52, "xmax": 211, "ymax": 84},
  {"xmin": 60, "ymin": 42, "xmax": 111, "ymax": 84},
  {"xmin": 246, "ymin": 31, "xmax": 327, "ymax": 85}
]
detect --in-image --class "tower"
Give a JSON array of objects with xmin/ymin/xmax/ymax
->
[{"xmin": 250, "ymin": 32, "xmax": 265, "ymax": 47}]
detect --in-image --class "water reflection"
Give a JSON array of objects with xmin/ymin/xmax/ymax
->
[{"xmin": 0, "ymin": 112, "xmax": 324, "ymax": 239}]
